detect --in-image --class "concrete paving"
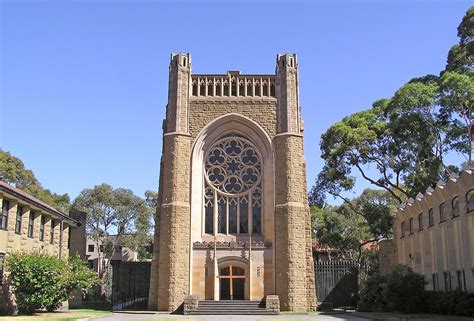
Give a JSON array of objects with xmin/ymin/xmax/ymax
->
[{"xmin": 89, "ymin": 312, "xmax": 370, "ymax": 321}]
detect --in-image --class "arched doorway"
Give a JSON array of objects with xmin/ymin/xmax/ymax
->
[{"xmin": 219, "ymin": 265, "xmax": 246, "ymax": 300}]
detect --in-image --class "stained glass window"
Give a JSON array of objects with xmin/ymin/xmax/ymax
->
[{"xmin": 204, "ymin": 135, "xmax": 262, "ymax": 235}]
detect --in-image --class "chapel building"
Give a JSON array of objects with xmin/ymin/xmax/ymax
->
[{"xmin": 148, "ymin": 53, "xmax": 316, "ymax": 312}]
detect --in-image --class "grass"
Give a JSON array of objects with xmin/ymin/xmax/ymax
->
[
  {"xmin": 353, "ymin": 311, "xmax": 474, "ymax": 320},
  {"xmin": 0, "ymin": 309, "xmax": 111, "ymax": 321}
]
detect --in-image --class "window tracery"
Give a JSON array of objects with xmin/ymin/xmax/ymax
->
[{"xmin": 204, "ymin": 135, "xmax": 262, "ymax": 235}]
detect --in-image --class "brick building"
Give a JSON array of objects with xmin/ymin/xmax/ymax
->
[
  {"xmin": 69, "ymin": 210, "xmax": 138, "ymax": 272},
  {"xmin": 148, "ymin": 53, "xmax": 316, "ymax": 312},
  {"xmin": 0, "ymin": 181, "xmax": 80, "ymax": 312}
]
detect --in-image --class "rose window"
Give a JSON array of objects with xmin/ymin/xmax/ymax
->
[{"xmin": 204, "ymin": 135, "xmax": 262, "ymax": 235}]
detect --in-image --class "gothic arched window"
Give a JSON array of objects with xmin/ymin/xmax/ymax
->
[
  {"xmin": 466, "ymin": 189, "xmax": 474, "ymax": 213},
  {"xmin": 451, "ymin": 196, "xmax": 459, "ymax": 218},
  {"xmin": 204, "ymin": 135, "xmax": 262, "ymax": 235}
]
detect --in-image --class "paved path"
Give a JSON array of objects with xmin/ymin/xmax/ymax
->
[{"xmin": 89, "ymin": 312, "xmax": 370, "ymax": 321}]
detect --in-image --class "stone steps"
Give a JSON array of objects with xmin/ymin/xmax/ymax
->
[{"xmin": 188, "ymin": 300, "xmax": 277, "ymax": 315}]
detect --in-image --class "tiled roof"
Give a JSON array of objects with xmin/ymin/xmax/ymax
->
[
  {"xmin": 312, "ymin": 240, "xmax": 336, "ymax": 252},
  {"xmin": 0, "ymin": 181, "xmax": 79, "ymax": 226}
]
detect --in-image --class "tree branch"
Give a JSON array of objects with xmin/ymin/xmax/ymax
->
[{"xmin": 353, "ymin": 162, "xmax": 403, "ymax": 203}]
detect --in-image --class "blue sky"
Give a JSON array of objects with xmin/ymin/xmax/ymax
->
[{"xmin": 0, "ymin": 0, "xmax": 470, "ymax": 203}]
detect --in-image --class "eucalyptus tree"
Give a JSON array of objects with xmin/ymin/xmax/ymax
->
[{"xmin": 72, "ymin": 183, "xmax": 152, "ymax": 294}]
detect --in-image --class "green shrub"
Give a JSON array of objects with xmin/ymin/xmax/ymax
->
[
  {"xmin": 357, "ymin": 274, "xmax": 387, "ymax": 312},
  {"xmin": 423, "ymin": 291, "xmax": 474, "ymax": 317},
  {"xmin": 5, "ymin": 253, "xmax": 99, "ymax": 314},
  {"xmin": 422, "ymin": 291, "xmax": 450, "ymax": 314},
  {"xmin": 358, "ymin": 265, "xmax": 425, "ymax": 313},
  {"xmin": 384, "ymin": 265, "xmax": 426, "ymax": 313},
  {"xmin": 454, "ymin": 295, "xmax": 474, "ymax": 317},
  {"xmin": 358, "ymin": 265, "xmax": 474, "ymax": 317}
]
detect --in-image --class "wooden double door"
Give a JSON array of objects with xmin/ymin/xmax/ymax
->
[{"xmin": 219, "ymin": 265, "xmax": 245, "ymax": 300}]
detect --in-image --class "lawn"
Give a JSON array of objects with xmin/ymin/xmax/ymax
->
[
  {"xmin": 353, "ymin": 311, "xmax": 474, "ymax": 320},
  {"xmin": 0, "ymin": 309, "xmax": 111, "ymax": 321}
]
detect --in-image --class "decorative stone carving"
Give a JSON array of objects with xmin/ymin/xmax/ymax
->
[{"xmin": 193, "ymin": 240, "xmax": 271, "ymax": 250}]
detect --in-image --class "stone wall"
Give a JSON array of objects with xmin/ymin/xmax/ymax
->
[
  {"xmin": 274, "ymin": 134, "xmax": 316, "ymax": 311},
  {"xmin": 156, "ymin": 134, "xmax": 191, "ymax": 311},
  {"xmin": 189, "ymin": 100, "xmax": 277, "ymax": 139},
  {"xmin": 378, "ymin": 239, "xmax": 396, "ymax": 275},
  {"xmin": 69, "ymin": 210, "xmax": 87, "ymax": 260}
]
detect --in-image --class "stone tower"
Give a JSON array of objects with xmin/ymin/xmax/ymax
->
[{"xmin": 148, "ymin": 53, "xmax": 316, "ymax": 312}]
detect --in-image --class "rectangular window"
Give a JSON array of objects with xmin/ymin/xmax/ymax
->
[
  {"xmin": 401, "ymin": 221, "xmax": 405, "ymax": 237},
  {"xmin": 444, "ymin": 271, "xmax": 452, "ymax": 292},
  {"xmin": 418, "ymin": 213, "xmax": 423, "ymax": 231},
  {"xmin": 88, "ymin": 244, "xmax": 95, "ymax": 252},
  {"xmin": 457, "ymin": 271, "xmax": 463, "ymax": 291},
  {"xmin": 429, "ymin": 208, "xmax": 434, "ymax": 227},
  {"xmin": 1, "ymin": 200, "xmax": 9, "ymax": 230},
  {"xmin": 28, "ymin": 212, "xmax": 34, "ymax": 238},
  {"xmin": 40, "ymin": 216, "xmax": 45, "ymax": 241},
  {"xmin": 50, "ymin": 220, "xmax": 55, "ymax": 244},
  {"xmin": 409, "ymin": 218, "xmax": 413, "ymax": 234},
  {"xmin": 439, "ymin": 203, "xmax": 445, "ymax": 222},
  {"xmin": 67, "ymin": 227, "xmax": 71, "ymax": 249},
  {"xmin": 432, "ymin": 273, "xmax": 438, "ymax": 291},
  {"xmin": 463, "ymin": 270, "xmax": 467, "ymax": 292},
  {"xmin": 15, "ymin": 205, "xmax": 23, "ymax": 234}
]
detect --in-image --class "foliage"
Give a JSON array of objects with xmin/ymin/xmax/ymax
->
[
  {"xmin": 357, "ymin": 265, "xmax": 425, "ymax": 314},
  {"xmin": 358, "ymin": 266, "xmax": 474, "ymax": 316},
  {"xmin": 421, "ymin": 291, "xmax": 474, "ymax": 317},
  {"xmin": 0, "ymin": 309, "xmax": 111, "ymax": 320},
  {"xmin": 383, "ymin": 265, "xmax": 426, "ymax": 313},
  {"xmin": 311, "ymin": 205, "xmax": 362, "ymax": 260},
  {"xmin": 144, "ymin": 190, "xmax": 158, "ymax": 210},
  {"xmin": 72, "ymin": 184, "xmax": 153, "ymax": 293},
  {"xmin": 357, "ymin": 274, "xmax": 387, "ymax": 312},
  {"xmin": 66, "ymin": 256, "xmax": 101, "ymax": 297},
  {"xmin": 439, "ymin": 70, "xmax": 474, "ymax": 162},
  {"xmin": 120, "ymin": 234, "xmax": 153, "ymax": 261},
  {"xmin": 312, "ymin": 91, "xmax": 449, "ymax": 205},
  {"xmin": 311, "ymin": 189, "xmax": 395, "ymax": 261},
  {"xmin": 5, "ymin": 253, "xmax": 99, "ymax": 314},
  {"xmin": 0, "ymin": 150, "xmax": 71, "ymax": 212},
  {"xmin": 312, "ymin": 7, "xmax": 474, "ymax": 205},
  {"xmin": 446, "ymin": 6, "xmax": 473, "ymax": 72}
]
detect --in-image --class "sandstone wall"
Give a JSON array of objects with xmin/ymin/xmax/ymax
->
[{"xmin": 189, "ymin": 99, "xmax": 277, "ymax": 140}]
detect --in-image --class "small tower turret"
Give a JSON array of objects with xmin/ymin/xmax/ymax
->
[{"xmin": 165, "ymin": 53, "xmax": 192, "ymax": 133}]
